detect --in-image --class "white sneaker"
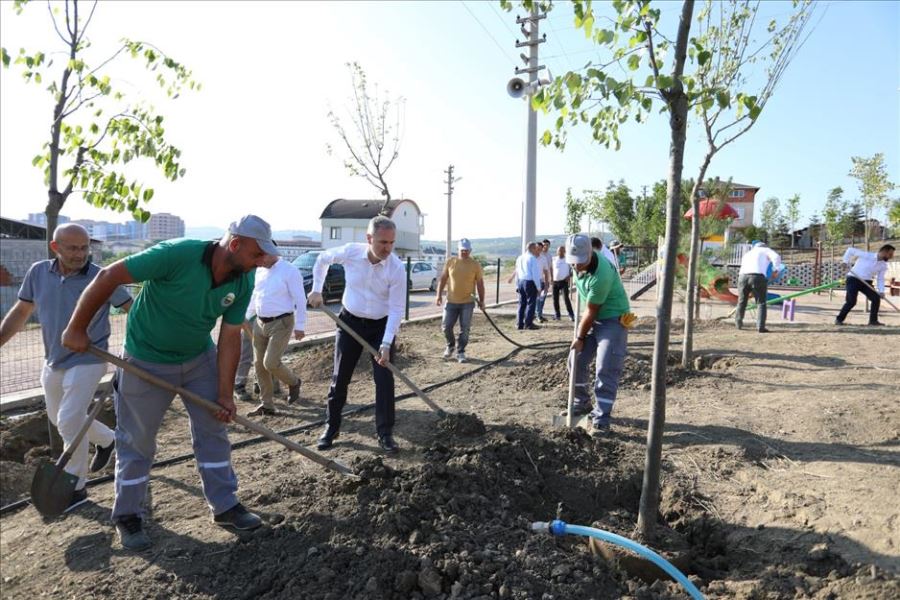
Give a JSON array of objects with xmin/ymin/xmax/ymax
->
[
  {"xmin": 457, "ymin": 352, "xmax": 467, "ymax": 363},
  {"xmin": 443, "ymin": 347, "xmax": 454, "ymax": 359}
]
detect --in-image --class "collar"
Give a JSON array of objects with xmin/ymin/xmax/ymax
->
[
  {"xmin": 49, "ymin": 258, "xmax": 91, "ymax": 277},
  {"xmin": 202, "ymin": 241, "xmax": 240, "ymax": 286}
]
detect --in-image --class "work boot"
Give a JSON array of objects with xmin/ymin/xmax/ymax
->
[
  {"xmin": 89, "ymin": 441, "xmax": 115, "ymax": 473},
  {"xmin": 234, "ymin": 384, "xmax": 252, "ymax": 402},
  {"xmin": 442, "ymin": 346, "xmax": 454, "ymax": 359},
  {"xmin": 287, "ymin": 380, "xmax": 301, "ymax": 404},
  {"xmin": 526, "ymin": 324, "xmax": 541, "ymax": 330},
  {"xmin": 317, "ymin": 425, "xmax": 340, "ymax": 450},
  {"xmin": 213, "ymin": 503, "xmax": 262, "ymax": 530},
  {"xmin": 590, "ymin": 422, "xmax": 611, "ymax": 438},
  {"xmin": 248, "ymin": 404, "xmax": 277, "ymax": 417},
  {"xmin": 116, "ymin": 515, "xmax": 152, "ymax": 551},
  {"xmin": 64, "ymin": 488, "xmax": 89, "ymax": 513},
  {"xmin": 378, "ymin": 434, "xmax": 400, "ymax": 454},
  {"xmin": 868, "ymin": 321, "xmax": 885, "ymax": 327}
]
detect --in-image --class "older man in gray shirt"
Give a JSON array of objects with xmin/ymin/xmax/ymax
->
[{"xmin": 0, "ymin": 224, "xmax": 132, "ymax": 512}]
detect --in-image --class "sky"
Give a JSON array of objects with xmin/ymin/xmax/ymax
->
[{"xmin": 1, "ymin": 0, "xmax": 898, "ymax": 241}]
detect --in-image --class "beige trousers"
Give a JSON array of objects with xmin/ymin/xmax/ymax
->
[{"xmin": 252, "ymin": 315, "xmax": 298, "ymax": 407}]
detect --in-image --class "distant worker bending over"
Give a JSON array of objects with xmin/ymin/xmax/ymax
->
[{"xmin": 735, "ymin": 242, "xmax": 782, "ymax": 333}]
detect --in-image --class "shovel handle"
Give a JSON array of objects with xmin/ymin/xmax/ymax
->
[
  {"xmin": 318, "ymin": 309, "xmax": 447, "ymax": 417},
  {"xmin": 54, "ymin": 398, "xmax": 104, "ymax": 470},
  {"xmin": 88, "ymin": 347, "xmax": 357, "ymax": 478}
]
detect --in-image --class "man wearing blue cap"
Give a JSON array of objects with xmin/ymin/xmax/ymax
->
[
  {"xmin": 435, "ymin": 238, "xmax": 485, "ymax": 363},
  {"xmin": 63, "ymin": 215, "xmax": 278, "ymax": 550},
  {"xmin": 565, "ymin": 234, "xmax": 631, "ymax": 436}
]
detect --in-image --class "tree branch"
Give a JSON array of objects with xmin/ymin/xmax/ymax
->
[
  {"xmin": 47, "ymin": 1, "xmax": 69, "ymax": 45},
  {"xmin": 76, "ymin": 0, "xmax": 98, "ymax": 45},
  {"xmin": 644, "ymin": 19, "xmax": 661, "ymax": 85}
]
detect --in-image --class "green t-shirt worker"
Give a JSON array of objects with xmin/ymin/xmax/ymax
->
[
  {"xmin": 63, "ymin": 215, "xmax": 278, "ymax": 551},
  {"xmin": 566, "ymin": 234, "xmax": 632, "ymax": 436}
]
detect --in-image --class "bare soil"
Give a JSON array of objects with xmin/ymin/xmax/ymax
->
[{"xmin": 1, "ymin": 312, "xmax": 898, "ymax": 599}]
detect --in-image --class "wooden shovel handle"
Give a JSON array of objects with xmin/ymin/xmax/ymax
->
[{"xmin": 54, "ymin": 399, "xmax": 104, "ymax": 470}]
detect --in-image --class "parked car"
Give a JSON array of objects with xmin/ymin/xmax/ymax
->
[
  {"xmin": 408, "ymin": 261, "xmax": 438, "ymax": 292},
  {"xmin": 291, "ymin": 251, "xmax": 345, "ymax": 303}
]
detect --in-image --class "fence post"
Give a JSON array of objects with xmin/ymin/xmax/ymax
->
[
  {"xmin": 495, "ymin": 258, "xmax": 501, "ymax": 305},
  {"xmin": 405, "ymin": 257, "xmax": 411, "ymax": 321}
]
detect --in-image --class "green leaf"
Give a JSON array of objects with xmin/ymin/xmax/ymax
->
[
  {"xmin": 541, "ymin": 130, "xmax": 552, "ymax": 145},
  {"xmin": 627, "ymin": 54, "xmax": 640, "ymax": 71},
  {"xmin": 697, "ymin": 50, "xmax": 711, "ymax": 66},
  {"xmin": 1, "ymin": 47, "xmax": 9, "ymax": 68},
  {"xmin": 749, "ymin": 105, "xmax": 762, "ymax": 121},
  {"xmin": 716, "ymin": 90, "xmax": 730, "ymax": 109},
  {"xmin": 657, "ymin": 75, "xmax": 673, "ymax": 89}
]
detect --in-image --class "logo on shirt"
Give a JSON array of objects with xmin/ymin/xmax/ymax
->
[{"xmin": 222, "ymin": 292, "xmax": 236, "ymax": 308}]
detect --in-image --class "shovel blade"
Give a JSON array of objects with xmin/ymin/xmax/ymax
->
[{"xmin": 30, "ymin": 460, "xmax": 79, "ymax": 519}]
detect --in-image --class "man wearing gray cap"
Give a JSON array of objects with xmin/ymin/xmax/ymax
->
[
  {"xmin": 63, "ymin": 215, "xmax": 278, "ymax": 550},
  {"xmin": 435, "ymin": 238, "xmax": 486, "ymax": 363},
  {"xmin": 565, "ymin": 234, "xmax": 631, "ymax": 436}
]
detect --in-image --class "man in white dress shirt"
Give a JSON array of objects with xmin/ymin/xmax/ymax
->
[
  {"xmin": 735, "ymin": 242, "xmax": 782, "ymax": 333},
  {"xmin": 535, "ymin": 239, "xmax": 553, "ymax": 323},
  {"xmin": 308, "ymin": 216, "xmax": 407, "ymax": 454},
  {"xmin": 246, "ymin": 254, "xmax": 307, "ymax": 416},
  {"xmin": 835, "ymin": 244, "xmax": 894, "ymax": 326},
  {"xmin": 509, "ymin": 242, "xmax": 543, "ymax": 330}
]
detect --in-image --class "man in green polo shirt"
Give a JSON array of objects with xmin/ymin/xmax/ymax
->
[
  {"xmin": 63, "ymin": 215, "xmax": 277, "ymax": 551},
  {"xmin": 565, "ymin": 234, "xmax": 631, "ymax": 436}
]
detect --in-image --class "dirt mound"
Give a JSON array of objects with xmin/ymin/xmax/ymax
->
[
  {"xmin": 286, "ymin": 339, "xmax": 424, "ymax": 384},
  {"xmin": 436, "ymin": 412, "xmax": 487, "ymax": 437},
  {"xmin": 1, "ymin": 411, "xmax": 51, "ymax": 463},
  {"xmin": 0, "ymin": 461, "xmax": 32, "ymax": 505}
]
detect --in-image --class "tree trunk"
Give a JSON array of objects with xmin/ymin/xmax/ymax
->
[
  {"xmin": 637, "ymin": 0, "xmax": 694, "ymax": 542},
  {"xmin": 864, "ymin": 205, "xmax": 870, "ymax": 252},
  {"xmin": 681, "ymin": 153, "xmax": 712, "ymax": 369}
]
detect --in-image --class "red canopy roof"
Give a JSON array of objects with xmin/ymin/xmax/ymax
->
[{"xmin": 684, "ymin": 199, "xmax": 739, "ymax": 220}]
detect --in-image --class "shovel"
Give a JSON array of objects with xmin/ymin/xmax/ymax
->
[
  {"xmin": 30, "ymin": 398, "xmax": 104, "ymax": 519},
  {"xmin": 849, "ymin": 269, "xmax": 899, "ymax": 313},
  {"xmin": 318, "ymin": 309, "xmax": 447, "ymax": 417},
  {"xmin": 551, "ymin": 291, "xmax": 589, "ymax": 430},
  {"xmin": 88, "ymin": 346, "xmax": 357, "ymax": 478}
]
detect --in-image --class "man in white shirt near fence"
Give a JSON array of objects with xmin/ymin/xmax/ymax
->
[
  {"xmin": 245, "ymin": 254, "xmax": 307, "ymax": 416},
  {"xmin": 835, "ymin": 244, "xmax": 895, "ymax": 327},
  {"xmin": 735, "ymin": 241, "xmax": 782, "ymax": 333},
  {"xmin": 308, "ymin": 216, "xmax": 407, "ymax": 454},
  {"xmin": 509, "ymin": 242, "xmax": 543, "ymax": 330}
]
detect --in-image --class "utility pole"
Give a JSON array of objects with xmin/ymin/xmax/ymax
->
[
  {"xmin": 512, "ymin": 6, "xmax": 547, "ymax": 252},
  {"xmin": 444, "ymin": 165, "xmax": 460, "ymax": 260}
]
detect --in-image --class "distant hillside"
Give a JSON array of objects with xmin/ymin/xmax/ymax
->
[
  {"xmin": 185, "ymin": 226, "xmax": 320, "ymax": 241},
  {"xmin": 423, "ymin": 233, "xmax": 613, "ymax": 258}
]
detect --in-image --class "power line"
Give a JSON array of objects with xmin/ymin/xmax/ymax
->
[{"xmin": 459, "ymin": 1, "xmax": 517, "ymax": 65}]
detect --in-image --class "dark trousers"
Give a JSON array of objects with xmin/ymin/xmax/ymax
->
[
  {"xmin": 837, "ymin": 277, "xmax": 880, "ymax": 324},
  {"xmin": 552, "ymin": 279, "xmax": 574, "ymax": 319},
  {"xmin": 736, "ymin": 273, "xmax": 769, "ymax": 330},
  {"xmin": 516, "ymin": 280, "xmax": 538, "ymax": 328},
  {"xmin": 326, "ymin": 311, "xmax": 395, "ymax": 437}
]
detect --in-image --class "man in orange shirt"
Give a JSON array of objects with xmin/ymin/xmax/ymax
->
[{"xmin": 435, "ymin": 238, "xmax": 486, "ymax": 363}]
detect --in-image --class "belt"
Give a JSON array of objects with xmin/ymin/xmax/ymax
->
[
  {"xmin": 259, "ymin": 312, "xmax": 291, "ymax": 324},
  {"xmin": 341, "ymin": 310, "xmax": 387, "ymax": 323}
]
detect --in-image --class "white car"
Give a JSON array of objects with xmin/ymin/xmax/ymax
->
[{"xmin": 408, "ymin": 261, "xmax": 438, "ymax": 291}]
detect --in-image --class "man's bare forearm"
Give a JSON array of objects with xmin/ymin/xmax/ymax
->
[
  {"xmin": 68, "ymin": 262, "xmax": 134, "ymax": 331},
  {"xmin": 217, "ymin": 324, "xmax": 241, "ymax": 398}
]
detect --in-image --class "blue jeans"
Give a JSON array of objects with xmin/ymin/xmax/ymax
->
[
  {"xmin": 536, "ymin": 282, "xmax": 548, "ymax": 319},
  {"xmin": 569, "ymin": 318, "xmax": 628, "ymax": 426},
  {"xmin": 516, "ymin": 280, "xmax": 538, "ymax": 328},
  {"xmin": 442, "ymin": 302, "xmax": 475, "ymax": 353}
]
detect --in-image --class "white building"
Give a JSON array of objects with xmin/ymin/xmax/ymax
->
[
  {"xmin": 147, "ymin": 212, "xmax": 185, "ymax": 241},
  {"xmin": 319, "ymin": 199, "xmax": 423, "ymax": 258}
]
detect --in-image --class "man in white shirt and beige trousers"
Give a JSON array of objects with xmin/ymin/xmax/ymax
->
[
  {"xmin": 247, "ymin": 255, "xmax": 307, "ymax": 416},
  {"xmin": 835, "ymin": 244, "xmax": 895, "ymax": 326},
  {"xmin": 308, "ymin": 216, "xmax": 407, "ymax": 454}
]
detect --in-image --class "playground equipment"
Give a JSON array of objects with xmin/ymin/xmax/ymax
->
[{"xmin": 725, "ymin": 279, "xmax": 843, "ymax": 319}]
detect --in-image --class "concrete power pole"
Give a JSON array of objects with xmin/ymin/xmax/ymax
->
[
  {"xmin": 444, "ymin": 165, "xmax": 460, "ymax": 259},
  {"xmin": 515, "ymin": 7, "xmax": 546, "ymax": 252}
]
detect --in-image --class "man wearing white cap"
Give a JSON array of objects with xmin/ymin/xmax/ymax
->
[
  {"xmin": 62, "ymin": 214, "xmax": 278, "ymax": 550},
  {"xmin": 735, "ymin": 241, "xmax": 782, "ymax": 333},
  {"xmin": 565, "ymin": 234, "xmax": 631, "ymax": 436},
  {"xmin": 435, "ymin": 238, "xmax": 485, "ymax": 363}
]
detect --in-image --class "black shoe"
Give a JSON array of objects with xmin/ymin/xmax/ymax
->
[
  {"xmin": 253, "ymin": 382, "xmax": 260, "ymax": 395},
  {"xmin": 90, "ymin": 441, "xmax": 115, "ymax": 473},
  {"xmin": 868, "ymin": 321, "xmax": 885, "ymax": 327},
  {"xmin": 287, "ymin": 380, "xmax": 301, "ymax": 404},
  {"xmin": 526, "ymin": 324, "xmax": 541, "ymax": 330},
  {"xmin": 234, "ymin": 385, "xmax": 252, "ymax": 402},
  {"xmin": 248, "ymin": 404, "xmax": 277, "ymax": 417},
  {"xmin": 590, "ymin": 422, "xmax": 611, "ymax": 438},
  {"xmin": 538, "ymin": 317, "xmax": 547, "ymax": 323},
  {"xmin": 834, "ymin": 319, "xmax": 845, "ymax": 326},
  {"xmin": 378, "ymin": 435, "xmax": 400, "ymax": 454},
  {"xmin": 317, "ymin": 426, "xmax": 340, "ymax": 450},
  {"xmin": 735, "ymin": 320, "xmax": 743, "ymax": 330},
  {"xmin": 64, "ymin": 488, "xmax": 89, "ymax": 513},
  {"xmin": 213, "ymin": 503, "xmax": 262, "ymax": 531},
  {"xmin": 758, "ymin": 327, "xmax": 770, "ymax": 333},
  {"xmin": 553, "ymin": 315, "xmax": 561, "ymax": 321},
  {"xmin": 116, "ymin": 515, "xmax": 152, "ymax": 551}
]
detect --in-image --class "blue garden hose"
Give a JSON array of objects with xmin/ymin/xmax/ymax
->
[{"xmin": 532, "ymin": 520, "xmax": 705, "ymax": 600}]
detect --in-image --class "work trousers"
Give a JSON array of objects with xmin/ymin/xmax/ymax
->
[
  {"xmin": 516, "ymin": 280, "xmax": 538, "ymax": 328},
  {"xmin": 111, "ymin": 348, "xmax": 238, "ymax": 520},
  {"xmin": 234, "ymin": 326, "xmax": 253, "ymax": 388},
  {"xmin": 552, "ymin": 279, "xmax": 574, "ymax": 320},
  {"xmin": 442, "ymin": 302, "xmax": 475, "ymax": 353},
  {"xmin": 569, "ymin": 318, "xmax": 628, "ymax": 427},
  {"xmin": 736, "ymin": 273, "xmax": 769, "ymax": 331},
  {"xmin": 326, "ymin": 311, "xmax": 395, "ymax": 437},
  {"xmin": 252, "ymin": 314, "xmax": 298, "ymax": 408},
  {"xmin": 836, "ymin": 277, "xmax": 880, "ymax": 324},
  {"xmin": 41, "ymin": 362, "xmax": 114, "ymax": 490}
]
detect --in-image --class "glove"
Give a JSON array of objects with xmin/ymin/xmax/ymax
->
[{"xmin": 619, "ymin": 312, "xmax": 638, "ymax": 329}]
